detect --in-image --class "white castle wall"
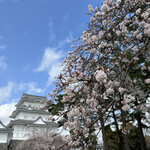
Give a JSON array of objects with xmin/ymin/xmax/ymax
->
[
  {"xmin": 0, "ymin": 133, "xmax": 8, "ymax": 143},
  {"xmin": 14, "ymin": 112, "xmax": 50, "ymax": 122},
  {"xmin": 12, "ymin": 125, "xmax": 57, "ymax": 140},
  {"xmin": 22, "ymin": 101, "xmax": 46, "ymax": 109}
]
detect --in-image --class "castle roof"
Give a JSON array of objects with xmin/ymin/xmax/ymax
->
[
  {"xmin": 16, "ymin": 93, "xmax": 47, "ymax": 107},
  {"xmin": 9, "ymin": 93, "xmax": 53, "ymax": 118},
  {"xmin": 7, "ymin": 117, "xmax": 58, "ymax": 128},
  {"xmin": 0, "ymin": 121, "xmax": 13, "ymax": 133},
  {"xmin": 10, "ymin": 107, "xmax": 51, "ymax": 118}
]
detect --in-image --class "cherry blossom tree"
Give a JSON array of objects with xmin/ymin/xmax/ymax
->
[
  {"xmin": 48, "ymin": 0, "xmax": 150, "ymax": 150},
  {"xmin": 17, "ymin": 131, "xmax": 70, "ymax": 150}
]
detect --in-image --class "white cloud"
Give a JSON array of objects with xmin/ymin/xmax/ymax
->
[
  {"xmin": 35, "ymin": 47, "xmax": 63, "ymax": 72},
  {"xmin": 18, "ymin": 82, "xmax": 45, "ymax": 94},
  {"xmin": 35, "ymin": 33, "xmax": 73, "ymax": 85},
  {"xmin": 0, "ymin": 81, "xmax": 44, "ymax": 104},
  {"xmin": 0, "ymin": 102, "xmax": 16, "ymax": 125},
  {"xmin": 0, "ymin": 56, "xmax": 7, "ymax": 69},
  {"xmin": 62, "ymin": 13, "xmax": 69, "ymax": 21},
  {"xmin": 35, "ymin": 47, "xmax": 63, "ymax": 86},
  {"xmin": 48, "ymin": 19, "xmax": 56, "ymax": 42},
  {"xmin": 0, "ymin": 82, "xmax": 15, "ymax": 103},
  {"xmin": 47, "ymin": 62, "xmax": 62, "ymax": 85}
]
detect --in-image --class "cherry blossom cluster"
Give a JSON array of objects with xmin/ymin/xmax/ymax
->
[{"xmin": 48, "ymin": 0, "xmax": 150, "ymax": 148}]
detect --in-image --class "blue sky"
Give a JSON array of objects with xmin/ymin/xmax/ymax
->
[{"xmin": 0, "ymin": 0, "xmax": 102, "ymax": 124}]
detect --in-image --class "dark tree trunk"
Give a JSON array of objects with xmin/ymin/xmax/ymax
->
[
  {"xmin": 119, "ymin": 100, "xmax": 130, "ymax": 150},
  {"xmin": 112, "ymin": 106, "xmax": 125, "ymax": 150},
  {"xmin": 99, "ymin": 110, "xmax": 109, "ymax": 150},
  {"xmin": 135, "ymin": 112, "xmax": 147, "ymax": 150}
]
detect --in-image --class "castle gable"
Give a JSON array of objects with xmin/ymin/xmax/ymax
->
[{"xmin": 32, "ymin": 117, "xmax": 46, "ymax": 125}]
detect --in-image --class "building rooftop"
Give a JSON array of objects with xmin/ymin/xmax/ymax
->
[
  {"xmin": 15, "ymin": 93, "xmax": 48, "ymax": 107},
  {"xmin": 9, "ymin": 93, "xmax": 53, "ymax": 118},
  {"xmin": 7, "ymin": 117, "xmax": 58, "ymax": 128},
  {"xmin": 0, "ymin": 121, "xmax": 13, "ymax": 133}
]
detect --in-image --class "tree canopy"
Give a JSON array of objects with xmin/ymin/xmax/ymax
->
[{"xmin": 48, "ymin": 0, "xmax": 150, "ymax": 149}]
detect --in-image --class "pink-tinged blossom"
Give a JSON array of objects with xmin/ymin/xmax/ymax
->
[
  {"xmin": 116, "ymin": 0, "xmax": 121, "ymax": 7},
  {"xmin": 90, "ymin": 17, "xmax": 95, "ymax": 22},
  {"xmin": 133, "ymin": 57, "xmax": 139, "ymax": 61},
  {"xmin": 94, "ymin": 70, "xmax": 107, "ymax": 83},
  {"xmin": 102, "ymin": 20, "xmax": 107, "ymax": 26},
  {"xmin": 136, "ymin": 34, "xmax": 142, "ymax": 39},
  {"xmin": 141, "ymin": 66, "xmax": 146, "ymax": 70},
  {"xmin": 114, "ymin": 81, "xmax": 120, "ymax": 87},
  {"xmin": 95, "ymin": 12, "xmax": 102, "ymax": 18},
  {"xmin": 88, "ymin": 5, "xmax": 94, "ymax": 12},
  {"xmin": 98, "ymin": 31, "xmax": 104, "ymax": 39},
  {"xmin": 118, "ymin": 87, "xmax": 126, "ymax": 94},
  {"xmin": 122, "ymin": 95, "xmax": 135, "ymax": 104},
  {"xmin": 122, "ymin": 104, "xmax": 130, "ymax": 111},
  {"xmin": 106, "ymin": 88, "xmax": 114, "ymax": 95},
  {"xmin": 91, "ymin": 35, "xmax": 98, "ymax": 42},
  {"xmin": 145, "ymin": 78, "xmax": 150, "ymax": 84},
  {"xmin": 133, "ymin": 46, "xmax": 138, "ymax": 53},
  {"xmin": 116, "ymin": 30, "xmax": 121, "ymax": 36},
  {"xmin": 101, "ymin": 3, "xmax": 108, "ymax": 12},
  {"xmin": 141, "ymin": 11, "xmax": 149, "ymax": 20},
  {"xmin": 136, "ymin": 8, "xmax": 141, "ymax": 15},
  {"xmin": 105, "ymin": 80, "xmax": 113, "ymax": 88},
  {"xmin": 47, "ymin": 0, "xmax": 150, "ymax": 148},
  {"xmin": 86, "ymin": 117, "xmax": 91, "ymax": 125}
]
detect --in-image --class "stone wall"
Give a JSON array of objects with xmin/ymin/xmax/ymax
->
[{"xmin": 0, "ymin": 143, "xmax": 8, "ymax": 150}]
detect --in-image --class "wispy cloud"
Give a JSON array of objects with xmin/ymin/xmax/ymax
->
[
  {"xmin": 35, "ymin": 47, "xmax": 63, "ymax": 72},
  {"xmin": 35, "ymin": 33, "xmax": 73, "ymax": 85},
  {"xmin": 57, "ymin": 32, "xmax": 73, "ymax": 48},
  {"xmin": 0, "ymin": 56, "xmax": 7, "ymax": 69},
  {"xmin": 48, "ymin": 19, "xmax": 56, "ymax": 42},
  {"xmin": 47, "ymin": 62, "xmax": 62, "ymax": 85},
  {"xmin": 0, "ymin": 102, "xmax": 16, "ymax": 125},
  {"xmin": 62, "ymin": 13, "xmax": 69, "ymax": 21},
  {"xmin": 35, "ymin": 47, "xmax": 63, "ymax": 85},
  {"xmin": 18, "ymin": 82, "xmax": 45, "ymax": 94},
  {"xmin": 0, "ymin": 81, "xmax": 45, "ymax": 104},
  {"xmin": 0, "ymin": 82, "xmax": 15, "ymax": 104}
]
